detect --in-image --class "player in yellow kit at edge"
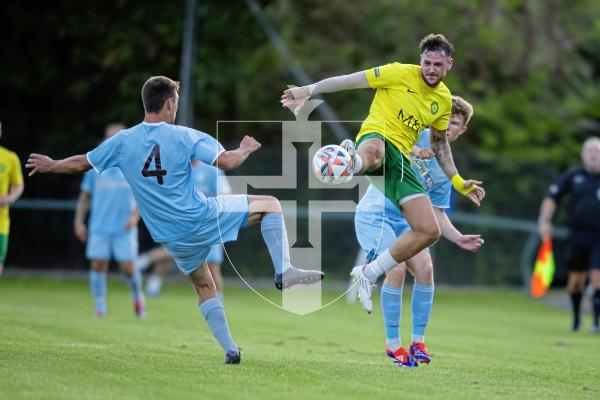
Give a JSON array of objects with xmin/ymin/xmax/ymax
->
[
  {"xmin": 281, "ymin": 34, "xmax": 485, "ymax": 318},
  {"xmin": 0, "ymin": 121, "xmax": 25, "ymax": 277}
]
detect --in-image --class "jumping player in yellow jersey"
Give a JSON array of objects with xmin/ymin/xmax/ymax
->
[
  {"xmin": 0, "ymin": 121, "xmax": 24, "ymax": 277},
  {"xmin": 281, "ymin": 34, "xmax": 486, "ymax": 312}
]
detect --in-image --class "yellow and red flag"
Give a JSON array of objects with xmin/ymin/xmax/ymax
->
[{"xmin": 530, "ymin": 237, "xmax": 555, "ymax": 298}]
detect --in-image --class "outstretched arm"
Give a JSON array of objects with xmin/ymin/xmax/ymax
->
[
  {"xmin": 214, "ymin": 135, "xmax": 261, "ymax": 171},
  {"xmin": 281, "ymin": 71, "xmax": 369, "ymax": 114},
  {"xmin": 26, "ymin": 154, "xmax": 91, "ymax": 176},
  {"xmin": 429, "ymin": 127, "xmax": 485, "ymax": 206},
  {"xmin": 434, "ymin": 207, "xmax": 484, "ymax": 252}
]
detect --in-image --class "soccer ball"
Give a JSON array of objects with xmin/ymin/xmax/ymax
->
[{"xmin": 312, "ymin": 145, "xmax": 354, "ymax": 184}]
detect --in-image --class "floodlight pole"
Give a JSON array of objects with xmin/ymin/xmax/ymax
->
[
  {"xmin": 244, "ymin": 0, "xmax": 350, "ymax": 142},
  {"xmin": 177, "ymin": 0, "xmax": 199, "ymax": 127}
]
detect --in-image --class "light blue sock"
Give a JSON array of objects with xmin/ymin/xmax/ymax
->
[
  {"xmin": 89, "ymin": 270, "xmax": 107, "ymax": 314},
  {"xmin": 217, "ymin": 291, "xmax": 224, "ymax": 303},
  {"xmin": 199, "ymin": 298, "xmax": 238, "ymax": 354},
  {"xmin": 125, "ymin": 269, "xmax": 143, "ymax": 302},
  {"xmin": 380, "ymin": 283, "xmax": 403, "ymax": 349},
  {"xmin": 411, "ymin": 283, "xmax": 434, "ymax": 343},
  {"xmin": 261, "ymin": 213, "xmax": 291, "ymax": 275}
]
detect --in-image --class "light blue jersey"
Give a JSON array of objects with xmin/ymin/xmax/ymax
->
[
  {"xmin": 81, "ymin": 168, "xmax": 136, "ymax": 235},
  {"xmin": 409, "ymin": 128, "xmax": 452, "ymax": 207},
  {"xmin": 191, "ymin": 163, "xmax": 232, "ymax": 266},
  {"xmin": 192, "ymin": 163, "xmax": 232, "ymax": 198},
  {"xmin": 87, "ymin": 122, "xmax": 225, "ymax": 243},
  {"xmin": 355, "ymin": 128, "xmax": 451, "ymax": 260}
]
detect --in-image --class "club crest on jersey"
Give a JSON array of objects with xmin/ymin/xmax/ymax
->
[
  {"xmin": 430, "ymin": 101, "xmax": 439, "ymax": 115},
  {"xmin": 374, "ymin": 67, "xmax": 381, "ymax": 77}
]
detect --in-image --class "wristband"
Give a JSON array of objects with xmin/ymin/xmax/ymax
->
[{"xmin": 450, "ymin": 174, "xmax": 475, "ymax": 195}]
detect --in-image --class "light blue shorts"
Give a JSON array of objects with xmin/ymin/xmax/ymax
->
[
  {"xmin": 86, "ymin": 229, "xmax": 138, "ymax": 262},
  {"xmin": 163, "ymin": 195, "xmax": 248, "ymax": 275},
  {"xmin": 206, "ymin": 244, "xmax": 224, "ymax": 264},
  {"xmin": 354, "ymin": 211, "xmax": 411, "ymax": 262}
]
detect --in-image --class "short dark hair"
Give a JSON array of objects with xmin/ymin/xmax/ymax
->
[
  {"xmin": 420, "ymin": 34, "xmax": 454, "ymax": 57},
  {"xmin": 141, "ymin": 76, "xmax": 180, "ymax": 114}
]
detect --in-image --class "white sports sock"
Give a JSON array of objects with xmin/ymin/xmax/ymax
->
[
  {"xmin": 134, "ymin": 254, "xmax": 151, "ymax": 272},
  {"xmin": 411, "ymin": 335, "xmax": 425, "ymax": 343},
  {"xmin": 353, "ymin": 154, "xmax": 363, "ymax": 174},
  {"xmin": 386, "ymin": 338, "xmax": 401, "ymax": 352},
  {"xmin": 364, "ymin": 249, "xmax": 398, "ymax": 282},
  {"xmin": 145, "ymin": 275, "xmax": 163, "ymax": 296}
]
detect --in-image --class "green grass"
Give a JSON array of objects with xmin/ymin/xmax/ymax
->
[{"xmin": 1, "ymin": 277, "xmax": 599, "ymax": 400}]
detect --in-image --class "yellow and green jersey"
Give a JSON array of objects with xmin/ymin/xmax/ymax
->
[
  {"xmin": 357, "ymin": 63, "xmax": 452, "ymax": 155},
  {"xmin": 0, "ymin": 146, "xmax": 23, "ymax": 234}
]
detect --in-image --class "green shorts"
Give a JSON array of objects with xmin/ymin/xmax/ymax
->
[
  {"xmin": 356, "ymin": 133, "xmax": 426, "ymax": 209},
  {"xmin": 0, "ymin": 234, "xmax": 8, "ymax": 264}
]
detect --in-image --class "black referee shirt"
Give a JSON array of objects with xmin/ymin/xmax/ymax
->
[{"xmin": 548, "ymin": 167, "xmax": 600, "ymax": 237}]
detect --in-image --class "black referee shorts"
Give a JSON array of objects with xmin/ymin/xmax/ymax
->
[{"xmin": 566, "ymin": 240, "xmax": 600, "ymax": 272}]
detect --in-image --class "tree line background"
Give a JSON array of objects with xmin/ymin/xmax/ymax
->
[{"xmin": 1, "ymin": 0, "xmax": 599, "ymax": 283}]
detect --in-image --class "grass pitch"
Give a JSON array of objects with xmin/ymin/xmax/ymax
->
[{"xmin": 1, "ymin": 277, "xmax": 599, "ymax": 400}]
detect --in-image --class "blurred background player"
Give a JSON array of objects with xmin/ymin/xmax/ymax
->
[
  {"xmin": 73, "ymin": 123, "xmax": 144, "ymax": 318},
  {"xmin": 27, "ymin": 76, "xmax": 324, "ymax": 364},
  {"xmin": 0, "ymin": 121, "xmax": 24, "ymax": 277},
  {"xmin": 282, "ymin": 34, "xmax": 485, "ymax": 312},
  {"xmin": 355, "ymin": 96, "xmax": 483, "ymax": 367},
  {"xmin": 140, "ymin": 162, "xmax": 233, "ymax": 299},
  {"xmin": 538, "ymin": 137, "xmax": 600, "ymax": 333},
  {"xmin": 136, "ymin": 246, "xmax": 172, "ymax": 298}
]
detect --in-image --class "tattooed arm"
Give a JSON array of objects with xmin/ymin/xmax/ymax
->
[
  {"xmin": 429, "ymin": 127, "xmax": 485, "ymax": 206},
  {"xmin": 429, "ymin": 127, "xmax": 458, "ymax": 178}
]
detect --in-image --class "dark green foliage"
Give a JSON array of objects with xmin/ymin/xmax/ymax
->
[{"xmin": 2, "ymin": 0, "xmax": 598, "ymax": 282}]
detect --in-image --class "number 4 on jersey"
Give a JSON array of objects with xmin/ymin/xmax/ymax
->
[{"xmin": 142, "ymin": 144, "xmax": 167, "ymax": 185}]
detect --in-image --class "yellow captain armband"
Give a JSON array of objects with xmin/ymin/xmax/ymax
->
[{"xmin": 451, "ymin": 174, "xmax": 476, "ymax": 195}]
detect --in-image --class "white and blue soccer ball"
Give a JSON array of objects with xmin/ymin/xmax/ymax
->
[{"xmin": 312, "ymin": 145, "xmax": 354, "ymax": 185}]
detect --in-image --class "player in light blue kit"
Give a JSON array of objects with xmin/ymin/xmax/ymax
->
[
  {"xmin": 141, "ymin": 163, "xmax": 232, "ymax": 299},
  {"xmin": 193, "ymin": 163, "xmax": 231, "ymax": 295},
  {"xmin": 74, "ymin": 123, "xmax": 144, "ymax": 318},
  {"xmin": 355, "ymin": 96, "xmax": 484, "ymax": 367},
  {"xmin": 27, "ymin": 76, "xmax": 324, "ymax": 364}
]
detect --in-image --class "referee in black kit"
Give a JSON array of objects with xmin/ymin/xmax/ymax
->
[{"xmin": 538, "ymin": 137, "xmax": 600, "ymax": 333}]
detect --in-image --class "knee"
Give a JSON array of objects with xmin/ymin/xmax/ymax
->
[
  {"xmin": 385, "ymin": 264, "xmax": 406, "ymax": 287},
  {"xmin": 413, "ymin": 262, "xmax": 433, "ymax": 284},
  {"xmin": 361, "ymin": 141, "xmax": 384, "ymax": 162},
  {"xmin": 192, "ymin": 278, "xmax": 215, "ymax": 297},
  {"xmin": 91, "ymin": 261, "xmax": 107, "ymax": 273},
  {"xmin": 418, "ymin": 224, "xmax": 441, "ymax": 247},
  {"xmin": 266, "ymin": 196, "xmax": 282, "ymax": 213},
  {"xmin": 568, "ymin": 276, "xmax": 585, "ymax": 292},
  {"xmin": 255, "ymin": 195, "xmax": 281, "ymax": 214},
  {"xmin": 591, "ymin": 271, "xmax": 600, "ymax": 288},
  {"xmin": 120, "ymin": 262, "xmax": 134, "ymax": 277}
]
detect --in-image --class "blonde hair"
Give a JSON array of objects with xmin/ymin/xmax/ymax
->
[{"xmin": 451, "ymin": 95, "xmax": 474, "ymax": 125}]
